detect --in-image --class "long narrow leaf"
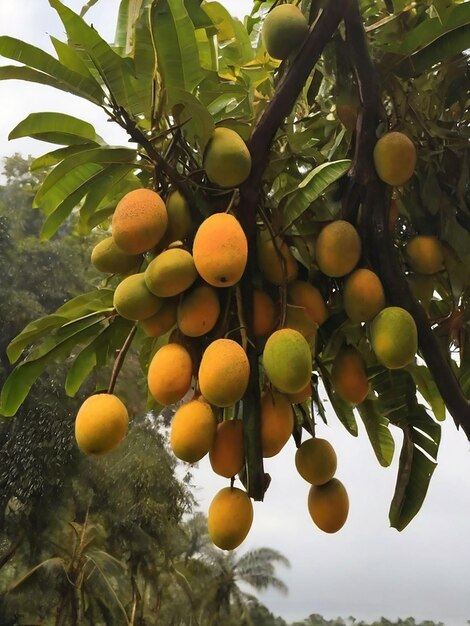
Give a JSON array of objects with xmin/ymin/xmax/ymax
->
[
  {"xmin": 151, "ymin": 0, "xmax": 205, "ymax": 97},
  {"xmin": 34, "ymin": 147, "xmax": 136, "ymax": 208},
  {"xmin": 357, "ymin": 399, "xmax": 395, "ymax": 467},
  {"xmin": 282, "ymin": 160, "xmax": 351, "ymax": 229},
  {"xmin": 0, "ymin": 36, "xmax": 103, "ymax": 103},
  {"xmin": 9, "ymin": 112, "xmax": 97, "ymax": 145}
]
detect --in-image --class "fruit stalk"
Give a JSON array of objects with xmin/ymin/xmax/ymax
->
[
  {"xmin": 343, "ymin": 0, "xmax": 470, "ymax": 439},
  {"xmin": 107, "ymin": 323, "xmax": 138, "ymax": 395}
]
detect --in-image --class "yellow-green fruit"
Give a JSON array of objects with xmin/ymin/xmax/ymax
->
[
  {"xmin": 177, "ymin": 285, "xmax": 220, "ymax": 337},
  {"xmin": 253, "ymin": 290, "xmax": 277, "ymax": 337},
  {"xmin": 258, "ymin": 233, "xmax": 299, "ymax": 285},
  {"xmin": 91, "ymin": 236, "xmax": 141, "ymax": 274},
  {"xmin": 263, "ymin": 328, "xmax": 312, "ymax": 394},
  {"xmin": 285, "ymin": 305, "xmax": 318, "ymax": 346},
  {"xmin": 145, "ymin": 248, "xmax": 198, "ymax": 297},
  {"xmin": 160, "ymin": 190, "xmax": 193, "ymax": 247},
  {"xmin": 170, "ymin": 399, "xmax": 217, "ymax": 463},
  {"xmin": 113, "ymin": 273, "xmax": 162, "ymax": 321},
  {"xmin": 112, "ymin": 188, "xmax": 167, "ymax": 254},
  {"xmin": 331, "ymin": 346, "xmax": 369, "ymax": 405},
  {"xmin": 198, "ymin": 339, "xmax": 250, "ymax": 407},
  {"xmin": 295, "ymin": 438, "xmax": 337, "ymax": 485},
  {"xmin": 343, "ymin": 269, "xmax": 385, "ymax": 322},
  {"xmin": 193, "ymin": 213, "xmax": 248, "ymax": 287},
  {"xmin": 405, "ymin": 235, "xmax": 444, "ymax": 275},
  {"xmin": 260, "ymin": 391, "xmax": 294, "ymax": 457},
  {"xmin": 262, "ymin": 4, "xmax": 309, "ymax": 60},
  {"xmin": 373, "ymin": 132, "xmax": 417, "ymax": 187},
  {"xmin": 287, "ymin": 382, "xmax": 312, "ymax": 404},
  {"xmin": 147, "ymin": 343, "xmax": 193, "ymax": 405},
  {"xmin": 287, "ymin": 280, "xmax": 328, "ymax": 327},
  {"xmin": 308, "ymin": 478, "xmax": 349, "ymax": 533},
  {"xmin": 209, "ymin": 420, "xmax": 245, "ymax": 478},
  {"xmin": 208, "ymin": 487, "xmax": 253, "ymax": 550},
  {"xmin": 370, "ymin": 306, "xmax": 417, "ymax": 369},
  {"xmin": 204, "ymin": 127, "xmax": 252, "ymax": 188},
  {"xmin": 75, "ymin": 394, "xmax": 128, "ymax": 455},
  {"xmin": 336, "ymin": 103, "xmax": 358, "ymax": 132},
  {"xmin": 140, "ymin": 298, "xmax": 178, "ymax": 337},
  {"xmin": 316, "ymin": 220, "xmax": 362, "ymax": 278}
]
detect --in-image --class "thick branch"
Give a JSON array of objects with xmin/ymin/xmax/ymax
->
[
  {"xmin": 237, "ymin": 0, "xmax": 350, "ymax": 500},
  {"xmin": 344, "ymin": 0, "xmax": 470, "ymax": 439}
]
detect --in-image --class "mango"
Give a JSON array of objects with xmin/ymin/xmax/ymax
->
[
  {"xmin": 208, "ymin": 487, "xmax": 253, "ymax": 550},
  {"xmin": 145, "ymin": 248, "xmax": 198, "ymax": 297},
  {"xmin": 295, "ymin": 438, "xmax": 337, "ymax": 485},
  {"xmin": 260, "ymin": 390, "xmax": 294, "ymax": 457},
  {"xmin": 113, "ymin": 272, "xmax": 162, "ymax": 321},
  {"xmin": 331, "ymin": 346, "xmax": 369, "ymax": 404},
  {"xmin": 203, "ymin": 127, "xmax": 252, "ymax": 188},
  {"xmin": 262, "ymin": 4, "xmax": 309, "ymax": 60},
  {"xmin": 198, "ymin": 339, "xmax": 250, "ymax": 407},
  {"xmin": 209, "ymin": 419, "xmax": 245, "ymax": 478},
  {"xmin": 308, "ymin": 478, "xmax": 349, "ymax": 533},
  {"xmin": 316, "ymin": 220, "xmax": 361, "ymax": 278},
  {"xmin": 405, "ymin": 235, "xmax": 444, "ymax": 275},
  {"xmin": 287, "ymin": 280, "xmax": 328, "ymax": 327},
  {"xmin": 75, "ymin": 393, "xmax": 128, "ymax": 455},
  {"xmin": 170, "ymin": 399, "xmax": 217, "ymax": 463},
  {"xmin": 370, "ymin": 306, "xmax": 418, "ymax": 369},
  {"xmin": 177, "ymin": 284, "xmax": 220, "ymax": 337},
  {"xmin": 253, "ymin": 290, "xmax": 277, "ymax": 337},
  {"xmin": 343, "ymin": 268, "xmax": 385, "ymax": 322},
  {"xmin": 140, "ymin": 298, "xmax": 178, "ymax": 337},
  {"xmin": 193, "ymin": 213, "xmax": 248, "ymax": 287},
  {"xmin": 91, "ymin": 236, "xmax": 141, "ymax": 274},
  {"xmin": 147, "ymin": 343, "xmax": 193, "ymax": 405},
  {"xmin": 112, "ymin": 188, "xmax": 167, "ymax": 254},
  {"xmin": 263, "ymin": 328, "xmax": 312, "ymax": 394},
  {"xmin": 258, "ymin": 232, "xmax": 298, "ymax": 285},
  {"xmin": 373, "ymin": 132, "xmax": 417, "ymax": 187}
]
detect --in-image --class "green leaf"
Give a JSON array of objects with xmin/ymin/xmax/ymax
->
[
  {"xmin": 34, "ymin": 147, "xmax": 136, "ymax": 209},
  {"xmin": 9, "ymin": 112, "xmax": 98, "ymax": 145},
  {"xmin": 407, "ymin": 364, "xmax": 446, "ymax": 422},
  {"xmin": 50, "ymin": 36, "xmax": 96, "ymax": 77},
  {"xmin": 31, "ymin": 144, "xmax": 99, "ymax": 171},
  {"xmin": 170, "ymin": 88, "xmax": 215, "ymax": 149},
  {"xmin": 396, "ymin": 24, "xmax": 470, "ymax": 78},
  {"xmin": 50, "ymin": 0, "xmax": 137, "ymax": 111},
  {"xmin": 7, "ymin": 289, "xmax": 114, "ymax": 364},
  {"xmin": 281, "ymin": 160, "xmax": 351, "ymax": 229},
  {"xmin": 1, "ymin": 316, "xmax": 106, "ymax": 417},
  {"xmin": 389, "ymin": 405, "xmax": 440, "ymax": 531},
  {"xmin": 151, "ymin": 0, "xmax": 205, "ymax": 97},
  {"xmin": 203, "ymin": 3, "xmax": 254, "ymax": 66},
  {"xmin": 396, "ymin": 2, "xmax": 470, "ymax": 56},
  {"xmin": 78, "ymin": 164, "xmax": 139, "ymax": 226},
  {"xmin": 357, "ymin": 399, "xmax": 395, "ymax": 467},
  {"xmin": 0, "ymin": 36, "xmax": 103, "ymax": 103},
  {"xmin": 0, "ymin": 65, "xmax": 99, "ymax": 99},
  {"xmin": 65, "ymin": 317, "xmax": 134, "ymax": 396}
]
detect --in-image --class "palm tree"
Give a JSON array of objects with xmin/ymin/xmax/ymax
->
[{"xmin": 200, "ymin": 545, "xmax": 290, "ymax": 626}]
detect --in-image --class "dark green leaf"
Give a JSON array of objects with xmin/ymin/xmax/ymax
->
[
  {"xmin": 282, "ymin": 160, "xmax": 351, "ymax": 229},
  {"xmin": 1, "ymin": 316, "xmax": 106, "ymax": 417},
  {"xmin": 31, "ymin": 144, "xmax": 100, "ymax": 171},
  {"xmin": 357, "ymin": 399, "xmax": 395, "ymax": 467},
  {"xmin": 407, "ymin": 363, "xmax": 446, "ymax": 421}
]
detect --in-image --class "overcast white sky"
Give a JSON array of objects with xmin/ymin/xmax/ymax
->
[{"xmin": 1, "ymin": 2, "xmax": 470, "ymax": 624}]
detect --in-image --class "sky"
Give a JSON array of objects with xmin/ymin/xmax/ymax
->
[{"xmin": 1, "ymin": 1, "xmax": 470, "ymax": 624}]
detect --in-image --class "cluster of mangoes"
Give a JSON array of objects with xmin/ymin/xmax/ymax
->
[{"xmin": 74, "ymin": 3, "xmax": 437, "ymax": 550}]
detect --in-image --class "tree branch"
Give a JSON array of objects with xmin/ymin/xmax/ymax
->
[
  {"xmin": 237, "ymin": 0, "xmax": 350, "ymax": 500},
  {"xmin": 343, "ymin": 0, "xmax": 470, "ymax": 439}
]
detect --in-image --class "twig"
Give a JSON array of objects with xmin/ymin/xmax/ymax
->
[{"xmin": 107, "ymin": 324, "xmax": 138, "ymax": 395}]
